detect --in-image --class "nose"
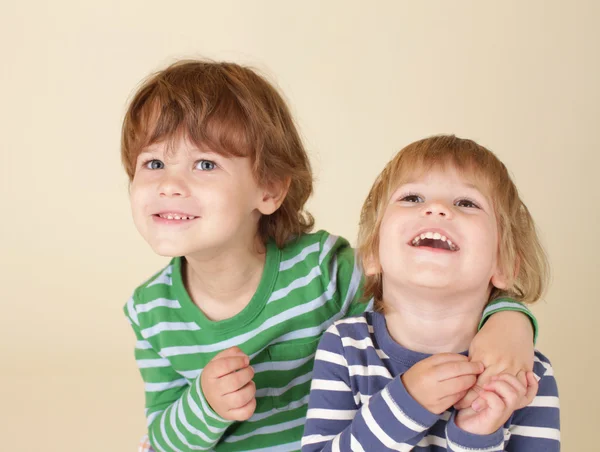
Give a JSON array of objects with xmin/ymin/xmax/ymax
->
[
  {"xmin": 158, "ymin": 171, "xmax": 190, "ymax": 198},
  {"xmin": 423, "ymin": 201, "xmax": 452, "ymax": 219}
]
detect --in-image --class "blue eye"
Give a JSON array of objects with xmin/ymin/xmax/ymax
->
[
  {"xmin": 144, "ymin": 159, "xmax": 164, "ymax": 170},
  {"xmin": 455, "ymin": 198, "xmax": 479, "ymax": 208},
  {"xmin": 195, "ymin": 160, "xmax": 216, "ymax": 171},
  {"xmin": 400, "ymin": 194, "xmax": 423, "ymax": 203}
]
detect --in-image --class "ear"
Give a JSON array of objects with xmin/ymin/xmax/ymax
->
[
  {"xmin": 257, "ymin": 177, "xmax": 291, "ymax": 215},
  {"xmin": 362, "ymin": 252, "xmax": 382, "ymax": 276},
  {"xmin": 491, "ymin": 256, "xmax": 519, "ymax": 290}
]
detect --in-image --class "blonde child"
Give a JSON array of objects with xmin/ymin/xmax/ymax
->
[{"xmin": 301, "ymin": 135, "xmax": 559, "ymax": 451}]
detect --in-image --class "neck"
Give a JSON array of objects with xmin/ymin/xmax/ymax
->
[
  {"xmin": 183, "ymin": 236, "xmax": 267, "ymax": 320},
  {"xmin": 382, "ymin": 285, "xmax": 489, "ymax": 354}
]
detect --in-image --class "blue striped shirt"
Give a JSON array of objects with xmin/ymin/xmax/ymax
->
[{"xmin": 301, "ymin": 312, "xmax": 560, "ymax": 451}]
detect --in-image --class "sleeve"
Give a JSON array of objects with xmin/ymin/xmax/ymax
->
[
  {"xmin": 125, "ymin": 297, "xmax": 233, "ymax": 451},
  {"xmin": 301, "ymin": 324, "xmax": 441, "ymax": 452},
  {"xmin": 318, "ymin": 233, "xmax": 370, "ymax": 319},
  {"xmin": 478, "ymin": 297, "xmax": 539, "ymax": 344}
]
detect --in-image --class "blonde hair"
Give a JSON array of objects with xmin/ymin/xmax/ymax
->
[
  {"xmin": 121, "ymin": 60, "xmax": 314, "ymax": 248},
  {"xmin": 357, "ymin": 135, "xmax": 549, "ymax": 311}
]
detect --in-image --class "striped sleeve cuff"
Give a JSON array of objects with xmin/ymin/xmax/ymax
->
[
  {"xmin": 446, "ymin": 412, "xmax": 504, "ymax": 451},
  {"xmin": 478, "ymin": 298, "xmax": 539, "ymax": 344}
]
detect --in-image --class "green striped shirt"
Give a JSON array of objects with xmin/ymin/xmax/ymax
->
[{"xmin": 124, "ymin": 230, "xmax": 536, "ymax": 451}]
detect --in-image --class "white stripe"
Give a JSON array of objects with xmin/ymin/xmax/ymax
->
[
  {"xmin": 252, "ymin": 354, "xmax": 315, "ymax": 373},
  {"xmin": 534, "ymin": 356, "xmax": 554, "ymax": 376},
  {"xmin": 362, "ymin": 402, "xmax": 413, "ymax": 451},
  {"xmin": 147, "ymin": 410, "xmax": 163, "ymax": 427},
  {"xmin": 224, "ymin": 417, "xmax": 305, "ymax": 443},
  {"xmin": 136, "ymin": 340, "xmax": 153, "ymax": 350},
  {"xmin": 348, "ymin": 364, "xmax": 392, "ymax": 378},
  {"xmin": 302, "ymin": 434, "xmax": 336, "ymax": 446},
  {"xmin": 335, "ymin": 316, "xmax": 368, "ymax": 325},
  {"xmin": 147, "ymin": 265, "xmax": 173, "ymax": 287},
  {"xmin": 142, "ymin": 322, "xmax": 200, "ymax": 338},
  {"xmin": 137, "ymin": 358, "xmax": 171, "ymax": 369},
  {"xmin": 509, "ymin": 425, "xmax": 560, "ymax": 441},
  {"xmin": 255, "ymin": 371, "xmax": 313, "ymax": 398},
  {"xmin": 126, "ymin": 297, "xmax": 139, "ymax": 326},
  {"xmin": 145, "ymin": 379, "xmax": 188, "ymax": 392},
  {"xmin": 341, "ymin": 337, "xmax": 374, "ymax": 350},
  {"xmin": 268, "ymin": 265, "xmax": 322, "ymax": 304},
  {"xmin": 279, "ymin": 242, "xmax": 320, "ymax": 271},
  {"xmin": 160, "ymin": 405, "xmax": 185, "ymax": 452},
  {"xmin": 381, "ymin": 386, "xmax": 427, "ymax": 432},
  {"xmin": 483, "ymin": 301, "xmax": 530, "ymax": 317},
  {"xmin": 350, "ymin": 434, "xmax": 366, "ymax": 452},
  {"xmin": 176, "ymin": 397, "xmax": 217, "ymax": 443},
  {"xmin": 137, "ymin": 298, "xmax": 181, "ymax": 313},
  {"xmin": 311, "ymin": 379, "xmax": 351, "ymax": 392},
  {"xmin": 446, "ymin": 434, "xmax": 501, "ymax": 452},
  {"xmin": 307, "ymin": 408, "xmax": 356, "ymax": 420},
  {"xmin": 416, "ymin": 435, "xmax": 446, "ymax": 448},
  {"xmin": 528, "ymin": 395, "xmax": 560, "ymax": 408},
  {"xmin": 169, "ymin": 400, "xmax": 213, "ymax": 450},
  {"xmin": 332, "ymin": 434, "xmax": 341, "ymax": 452},
  {"xmin": 151, "ymin": 431, "xmax": 168, "ymax": 452},
  {"xmin": 319, "ymin": 233, "xmax": 339, "ymax": 265},
  {"xmin": 248, "ymin": 394, "xmax": 310, "ymax": 422},
  {"xmin": 315, "ymin": 349, "xmax": 348, "ymax": 367}
]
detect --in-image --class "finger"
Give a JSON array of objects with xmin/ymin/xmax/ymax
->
[
  {"xmin": 482, "ymin": 380, "xmax": 520, "ymax": 410},
  {"xmin": 516, "ymin": 369, "xmax": 527, "ymax": 387},
  {"xmin": 519, "ymin": 371, "xmax": 539, "ymax": 408},
  {"xmin": 488, "ymin": 374, "xmax": 527, "ymax": 399},
  {"xmin": 224, "ymin": 380, "xmax": 256, "ymax": 411},
  {"xmin": 440, "ymin": 389, "xmax": 468, "ymax": 409},
  {"xmin": 454, "ymin": 388, "xmax": 478, "ymax": 409},
  {"xmin": 436, "ymin": 361, "xmax": 484, "ymax": 381},
  {"xmin": 227, "ymin": 396, "xmax": 257, "ymax": 421},
  {"xmin": 218, "ymin": 365, "xmax": 255, "ymax": 395},
  {"xmin": 209, "ymin": 355, "xmax": 250, "ymax": 379},
  {"xmin": 439, "ymin": 374, "xmax": 478, "ymax": 396},
  {"xmin": 476, "ymin": 389, "xmax": 505, "ymax": 414}
]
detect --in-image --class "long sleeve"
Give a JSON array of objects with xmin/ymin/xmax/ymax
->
[
  {"xmin": 125, "ymin": 300, "xmax": 233, "ymax": 451},
  {"xmin": 301, "ymin": 325, "xmax": 442, "ymax": 451}
]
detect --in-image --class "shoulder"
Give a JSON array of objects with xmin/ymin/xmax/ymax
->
[
  {"xmin": 279, "ymin": 230, "xmax": 354, "ymax": 272},
  {"xmin": 123, "ymin": 258, "xmax": 180, "ymax": 324},
  {"xmin": 533, "ymin": 350, "xmax": 559, "ymax": 394}
]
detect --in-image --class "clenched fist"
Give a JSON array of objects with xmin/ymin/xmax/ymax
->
[{"xmin": 201, "ymin": 346, "xmax": 256, "ymax": 421}]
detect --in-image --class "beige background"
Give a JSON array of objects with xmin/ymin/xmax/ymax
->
[{"xmin": 1, "ymin": 1, "xmax": 598, "ymax": 450}]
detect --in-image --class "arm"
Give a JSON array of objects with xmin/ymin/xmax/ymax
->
[
  {"xmin": 125, "ymin": 301, "xmax": 233, "ymax": 451},
  {"xmin": 302, "ymin": 325, "xmax": 443, "ymax": 452},
  {"xmin": 457, "ymin": 299, "xmax": 538, "ymax": 410}
]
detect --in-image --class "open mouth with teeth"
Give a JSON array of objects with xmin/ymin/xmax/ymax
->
[
  {"xmin": 154, "ymin": 213, "xmax": 197, "ymax": 221},
  {"xmin": 410, "ymin": 232, "xmax": 459, "ymax": 251}
]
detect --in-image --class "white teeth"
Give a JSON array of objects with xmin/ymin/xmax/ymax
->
[
  {"xmin": 411, "ymin": 231, "xmax": 458, "ymax": 250},
  {"xmin": 159, "ymin": 213, "xmax": 196, "ymax": 220}
]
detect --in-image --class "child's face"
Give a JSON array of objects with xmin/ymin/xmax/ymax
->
[
  {"xmin": 375, "ymin": 165, "xmax": 506, "ymax": 299},
  {"xmin": 129, "ymin": 137, "xmax": 270, "ymax": 257}
]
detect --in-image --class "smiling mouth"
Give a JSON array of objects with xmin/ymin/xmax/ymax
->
[
  {"xmin": 154, "ymin": 213, "xmax": 197, "ymax": 221},
  {"xmin": 410, "ymin": 232, "xmax": 459, "ymax": 251}
]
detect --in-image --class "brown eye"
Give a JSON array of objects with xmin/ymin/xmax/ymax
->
[
  {"xmin": 401, "ymin": 195, "xmax": 423, "ymax": 203},
  {"xmin": 455, "ymin": 199, "xmax": 479, "ymax": 208}
]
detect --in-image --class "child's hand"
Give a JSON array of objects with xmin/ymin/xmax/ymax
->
[
  {"xmin": 455, "ymin": 371, "xmax": 538, "ymax": 435},
  {"xmin": 200, "ymin": 346, "xmax": 256, "ymax": 421},
  {"xmin": 456, "ymin": 311, "xmax": 535, "ymax": 411},
  {"xmin": 401, "ymin": 353, "xmax": 483, "ymax": 414}
]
